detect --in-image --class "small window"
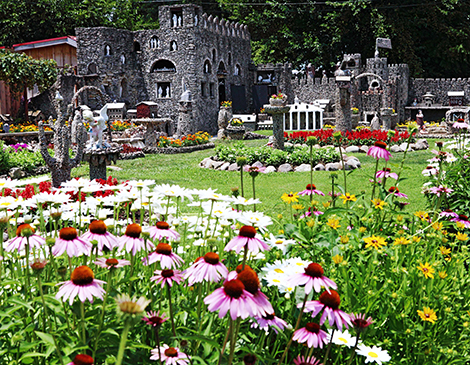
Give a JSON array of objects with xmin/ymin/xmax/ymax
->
[
  {"xmin": 157, "ymin": 83, "xmax": 171, "ymax": 98},
  {"xmin": 150, "ymin": 37, "xmax": 159, "ymax": 49},
  {"xmin": 151, "ymin": 60, "xmax": 176, "ymax": 73},
  {"xmin": 234, "ymin": 64, "xmax": 241, "ymax": 76},
  {"xmin": 171, "ymin": 10, "xmax": 183, "ymax": 27},
  {"xmin": 133, "ymin": 41, "xmax": 141, "ymax": 52},
  {"xmin": 201, "ymin": 82, "xmax": 207, "ymax": 97},
  {"xmin": 88, "ymin": 63, "xmax": 98, "ymax": 74},
  {"xmin": 212, "ymin": 49, "xmax": 216, "ymax": 62},
  {"xmin": 347, "ymin": 59, "xmax": 356, "ymax": 68},
  {"xmin": 228, "ymin": 52, "xmax": 232, "ymax": 66},
  {"xmin": 204, "ymin": 60, "xmax": 212, "ymax": 74},
  {"xmin": 170, "ymin": 41, "xmax": 178, "ymax": 51},
  {"xmin": 104, "ymin": 44, "xmax": 112, "ymax": 56},
  {"xmin": 209, "ymin": 83, "xmax": 215, "ymax": 98}
]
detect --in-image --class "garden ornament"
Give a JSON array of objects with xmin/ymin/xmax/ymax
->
[{"xmin": 84, "ymin": 105, "xmax": 110, "ymax": 149}]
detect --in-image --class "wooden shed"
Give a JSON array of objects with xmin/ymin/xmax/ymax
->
[
  {"xmin": 136, "ymin": 101, "xmax": 159, "ymax": 119},
  {"xmin": 0, "ymin": 36, "xmax": 77, "ymax": 116}
]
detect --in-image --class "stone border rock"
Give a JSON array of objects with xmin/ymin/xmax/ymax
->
[
  {"xmin": 143, "ymin": 142, "xmax": 215, "ymax": 155},
  {"xmin": 120, "ymin": 151, "xmax": 146, "ymax": 160}
]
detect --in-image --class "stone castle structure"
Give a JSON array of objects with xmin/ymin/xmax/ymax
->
[
  {"xmin": 75, "ymin": 4, "xmax": 252, "ymax": 134},
  {"xmin": 34, "ymin": 3, "xmax": 468, "ymax": 134}
]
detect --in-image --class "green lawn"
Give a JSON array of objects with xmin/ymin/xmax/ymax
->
[{"xmin": 73, "ymin": 136, "xmax": 437, "ymax": 217}]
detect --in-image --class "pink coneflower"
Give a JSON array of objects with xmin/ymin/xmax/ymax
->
[
  {"xmin": 183, "ymin": 252, "xmax": 228, "ymax": 285},
  {"xmin": 52, "ymin": 227, "xmax": 92, "ymax": 257},
  {"xmin": 300, "ymin": 208, "xmax": 323, "ymax": 219},
  {"xmin": 56, "ymin": 265, "xmax": 106, "ymax": 305},
  {"xmin": 150, "ymin": 345, "xmax": 189, "ymax": 364},
  {"xmin": 146, "ymin": 221, "xmax": 180, "ymax": 242},
  {"xmin": 236, "ymin": 267, "xmax": 274, "ymax": 317},
  {"xmin": 288, "ymin": 263, "xmax": 337, "ymax": 294},
  {"xmin": 67, "ymin": 354, "xmax": 94, "ymax": 365},
  {"xmin": 452, "ymin": 119, "xmax": 470, "ymax": 129},
  {"xmin": 143, "ymin": 243, "xmax": 184, "ymax": 268},
  {"xmin": 224, "ymin": 226, "xmax": 270, "ymax": 255},
  {"xmin": 204, "ymin": 277, "xmax": 257, "ymax": 320},
  {"xmin": 4, "ymin": 224, "xmax": 45, "ymax": 253},
  {"xmin": 350, "ymin": 313, "xmax": 373, "ymax": 332},
  {"xmin": 440, "ymin": 209, "xmax": 458, "ymax": 219},
  {"xmin": 429, "ymin": 185, "xmax": 454, "ymax": 197},
  {"xmin": 94, "ymin": 257, "xmax": 130, "ymax": 269},
  {"xmin": 293, "ymin": 355, "xmax": 323, "ymax": 365},
  {"xmin": 422, "ymin": 165, "xmax": 439, "ymax": 176},
  {"xmin": 376, "ymin": 168, "xmax": 398, "ymax": 180},
  {"xmin": 143, "ymin": 310, "xmax": 168, "ymax": 328},
  {"xmin": 298, "ymin": 184, "xmax": 325, "ymax": 196},
  {"xmin": 388, "ymin": 187, "xmax": 408, "ymax": 199},
  {"xmin": 151, "ymin": 269, "xmax": 184, "ymax": 288},
  {"xmin": 251, "ymin": 312, "xmax": 288, "ymax": 334},
  {"xmin": 367, "ymin": 141, "xmax": 391, "ymax": 161},
  {"xmin": 80, "ymin": 220, "xmax": 119, "ymax": 254},
  {"xmin": 452, "ymin": 214, "xmax": 470, "ymax": 228},
  {"xmin": 118, "ymin": 223, "xmax": 152, "ymax": 256},
  {"xmin": 301, "ymin": 290, "xmax": 352, "ymax": 330},
  {"xmin": 293, "ymin": 322, "xmax": 329, "ymax": 349}
]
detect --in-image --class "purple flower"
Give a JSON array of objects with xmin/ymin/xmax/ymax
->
[
  {"xmin": 388, "ymin": 187, "xmax": 408, "ymax": 199},
  {"xmin": 143, "ymin": 242, "xmax": 184, "ymax": 268},
  {"xmin": 376, "ymin": 169, "xmax": 398, "ymax": 180},
  {"xmin": 251, "ymin": 312, "xmax": 288, "ymax": 334},
  {"xmin": 367, "ymin": 141, "xmax": 391, "ymax": 161},
  {"xmin": 151, "ymin": 269, "xmax": 184, "ymax": 288},
  {"xmin": 146, "ymin": 221, "xmax": 180, "ymax": 242},
  {"xmin": 298, "ymin": 184, "xmax": 325, "ymax": 196},
  {"xmin": 452, "ymin": 121, "xmax": 470, "ymax": 129},
  {"xmin": 4, "ymin": 224, "xmax": 45, "ymax": 253},
  {"xmin": 440, "ymin": 210, "xmax": 458, "ymax": 219},
  {"xmin": 429, "ymin": 185, "xmax": 454, "ymax": 197},
  {"xmin": 81, "ymin": 220, "xmax": 119, "ymax": 254},
  {"xmin": 52, "ymin": 227, "xmax": 92, "ymax": 257},
  {"xmin": 293, "ymin": 322, "xmax": 329, "ymax": 349},
  {"xmin": 183, "ymin": 252, "xmax": 228, "ymax": 285},
  {"xmin": 56, "ymin": 266, "xmax": 106, "ymax": 305},
  {"xmin": 288, "ymin": 262, "xmax": 337, "ymax": 294},
  {"xmin": 224, "ymin": 226, "xmax": 270, "ymax": 255}
]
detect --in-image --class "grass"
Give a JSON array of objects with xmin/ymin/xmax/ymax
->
[{"xmin": 73, "ymin": 135, "xmax": 438, "ymax": 218}]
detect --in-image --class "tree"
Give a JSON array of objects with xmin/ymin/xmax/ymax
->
[{"xmin": 0, "ymin": 49, "xmax": 57, "ymax": 120}]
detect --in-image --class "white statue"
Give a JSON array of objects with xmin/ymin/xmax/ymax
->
[
  {"xmin": 121, "ymin": 54, "xmax": 126, "ymax": 64},
  {"xmin": 83, "ymin": 105, "xmax": 109, "ymax": 149},
  {"xmin": 194, "ymin": 14, "xmax": 198, "ymax": 26},
  {"xmin": 173, "ymin": 14, "xmax": 178, "ymax": 27},
  {"xmin": 158, "ymin": 86, "xmax": 163, "ymax": 98}
]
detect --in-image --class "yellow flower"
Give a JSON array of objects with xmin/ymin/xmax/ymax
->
[
  {"xmin": 432, "ymin": 222, "xmax": 443, "ymax": 231},
  {"xmin": 456, "ymin": 232, "xmax": 468, "ymax": 241},
  {"xmin": 412, "ymin": 236, "xmax": 421, "ymax": 243},
  {"xmin": 417, "ymin": 262, "xmax": 435, "ymax": 279},
  {"xmin": 456, "ymin": 222, "xmax": 466, "ymax": 230},
  {"xmin": 340, "ymin": 235, "xmax": 349, "ymax": 244},
  {"xmin": 339, "ymin": 193, "xmax": 357, "ymax": 204},
  {"xmin": 414, "ymin": 211, "xmax": 429, "ymax": 221},
  {"xmin": 440, "ymin": 246, "xmax": 451, "ymax": 256},
  {"xmin": 281, "ymin": 192, "xmax": 299, "ymax": 204},
  {"xmin": 277, "ymin": 214, "xmax": 283, "ymax": 220},
  {"xmin": 364, "ymin": 235, "xmax": 387, "ymax": 250},
  {"xmin": 332, "ymin": 254, "xmax": 343, "ymax": 264},
  {"xmin": 417, "ymin": 307, "xmax": 437, "ymax": 324},
  {"xmin": 278, "ymin": 229, "xmax": 284, "ymax": 235},
  {"xmin": 371, "ymin": 198, "xmax": 386, "ymax": 210},
  {"xmin": 438, "ymin": 271, "xmax": 447, "ymax": 279},
  {"xmin": 393, "ymin": 237, "xmax": 410, "ymax": 246},
  {"xmin": 306, "ymin": 220, "xmax": 315, "ymax": 228},
  {"xmin": 359, "ymin": 226, "xmax": 367, "ymax": 233},
  {"xmin": 292, "ymin": 204, "xmax": 304, "ymax": 211},
  {"xmin": 322, "ymin": 201, "xmax": 331, "ymax": 209},
  {"xmin": 327, "ymin": 218, "xmax": 341, "ymax": 230}
]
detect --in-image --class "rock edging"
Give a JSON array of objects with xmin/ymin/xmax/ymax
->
[{"xmin": 143, "ymin": 142, "xmax": 215, "ymax": 155}]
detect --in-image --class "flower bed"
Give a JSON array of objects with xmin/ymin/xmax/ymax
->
[
  {"xmin": 157, "ymin": 131, "xmax": 211, "ymax": 148},
  {"xmin": 4, "ymin": 119, "xmax": 133, "ymax": 133},
  {"xmin": 215, "ymin": 143, "xmax": 340, "ymax": 167},
  {"xmin": 0, "ymin": 141, "xmax": 45, "ymax": 175},
  {"xmin": 285, "ymin": 128, "xmax": 414, "ymax": 146}
]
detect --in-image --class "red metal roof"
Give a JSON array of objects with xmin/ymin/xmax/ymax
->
[{"xmin": 10, "ymin": 36, "xmax": 77, "ymax": 51}]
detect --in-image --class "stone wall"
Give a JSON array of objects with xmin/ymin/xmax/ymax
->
[
  {"xmin": 292, "ymin": 77, "xmax": 337, "ymax": 103},
  {"xmin": 410, "ymin": 78, "xmax": 470, "ymax": 105}
]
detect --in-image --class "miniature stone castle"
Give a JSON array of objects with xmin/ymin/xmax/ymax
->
[{"xmin": 75, "ymin": 4, "xmax": 252, "ymax": 134}]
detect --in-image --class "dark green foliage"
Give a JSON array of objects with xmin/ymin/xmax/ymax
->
[{"xmin": 0, "ymin": 141, "xmax": 11, "ymax": 174}]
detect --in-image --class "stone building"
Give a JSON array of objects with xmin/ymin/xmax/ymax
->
[{"xmin": 75, "ymin": 4, "xmax": 252, "ymax": 134}]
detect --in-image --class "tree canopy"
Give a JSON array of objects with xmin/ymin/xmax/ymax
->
[
  {"xmin": 1, "ymin": 0, "xmax": 470, "ymax": 77},
  {"xmin": 0, "ymin": 49, "xmax": 57, "ymax": 95}
]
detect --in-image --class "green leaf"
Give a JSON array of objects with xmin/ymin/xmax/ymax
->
[{"xmin": 35, "ymin": 331, "xmax": 55, "ymax": 346}]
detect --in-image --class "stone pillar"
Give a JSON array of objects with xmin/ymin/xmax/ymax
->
[
  {"xmin": 264, "ymin": 104, "xmax": 290, "ymax": 150},
  {"xmin": 335, "ymin": 76, "xmax": 352, "ymax": 132},
  {"xmin": 177, "ymin": 101, "xmax": 194, "ymax": 137},
  {"xmin": 83, "ymin": 147, "xmax": 121, "ymax": 181},
  {"xmin": 217, "ymin": 106, "xmax": 232, "ymax": 139},
  {"xmin": 381, "ymin": 108, "xmax": 393, "ymax": 130}
]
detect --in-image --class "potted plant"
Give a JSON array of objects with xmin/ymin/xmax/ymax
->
[
  {"xmin": 220, "ymin": 100, "xmax": 232, "ymax": 109},
  {"xmin": 226, "ymin": 118, "xmax": 245, "ymax": 140},
  {"xmin": 269, "ymin": 92, "xmax": 287, "ymax": 106}
]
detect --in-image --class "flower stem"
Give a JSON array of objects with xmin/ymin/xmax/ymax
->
[
  {"xmin": 370, "ymin": 158, "xmax": 380, "ymax": 200},
  {"xmin": 167, "ymin": 284, "xmax": 176, "ymax": 337},
  {"xmin": 240, "ymin": 169, "xmax": 244, "ymax": 197},
  {"xmin": 115, "ymin": 319, "xmax": 131, "ymax": 365},
  {"xmin": 252, "ymin": 176, "xmax": 257, "ymax": 212},
  {"xmin": 93, "ymin": 270, "xmax": 113, "ymax": 357},
  {"xmin": 217, "ymin": 318, "xmax": 233, "ymax": 365},
  {"xmin": 228, "ymin": 318, "xmax": 241, "ymax": 365},
  {"xmin": 277, "ymin": 294, "xmax": 308, "ymax": 365},
  {"xmin": 323, "ymin": 329, "xmax": 335, "ymax": 365},
  {"xmin": 80, "ymin": 301, "xmax": 87, "ymax": 347},
  {"xmin": 155, "ymin": 328, "xmax": 162, "ymax": 364},
  {"xmin": 345, "ymin": 334, "xmax": 361, "ymax": 365}
]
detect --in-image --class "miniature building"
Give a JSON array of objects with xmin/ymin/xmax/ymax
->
[
  {"xmin": 136, "ymin": 101, "xmax": 159, "ymax": 118},
  {"xmin": 283, "ymin": 102, "xmax": 323, "ymax": 131},
  {"xmin": 106, "ymin": 102, "xmax": 126, "ymax": 121},
  {"xmin": 75, "ymin": 4, "xmax": 252, "ymax": 134},
  {"xmin": 448, "ymin": 91, "xmax": 465, "ymax": 106},
  {"xmin": 127, "ymin": 109, "xmax": 137, "ymax": 119},
  {"xmin": 423, "ymin": 92, "xmax": 435, "ymax": 107}
]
